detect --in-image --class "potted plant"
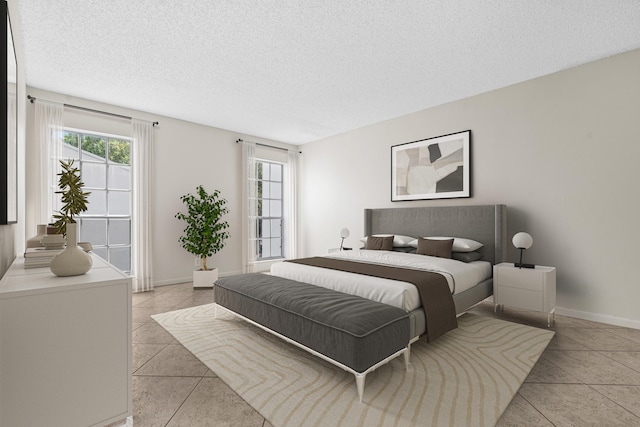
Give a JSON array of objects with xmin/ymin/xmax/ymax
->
[
  {"xmin": 52, "ymin": 159, "xmax": 91, "ymax": 235},
  {"xmin": 175, "ymin": 185, "xmax": 230, "ymax": 288},
  {"xmin": 49, "ymin": 159, "xmax": 93, "ymax": 276}
]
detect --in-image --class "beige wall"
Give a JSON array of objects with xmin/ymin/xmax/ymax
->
[
  {"xmin": 22, "ymin": 88, "xmax": 296, "ymax": 286},
  {"xmin": 300, "ymin": 48, "xmax": 640, "ymax": 328}
]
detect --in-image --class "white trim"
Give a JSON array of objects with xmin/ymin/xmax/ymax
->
[
  {"xmin": 152, "ymin": 269, "xmax": 244, "ymax": 288},
  {"xmin": 152, "ymin": 278, "xmax": 192, "ymax": 288},
  {"xmin": 215, "ymin": 303, "xmax": 409, "ymax": 402},
  {"xmin": 555, "ymin": 306, "xmax": 640, "ymax": 330}
]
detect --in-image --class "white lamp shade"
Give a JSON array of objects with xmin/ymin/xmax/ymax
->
[
  {"xmin": 512, "ymin": 232, "xmax": 533, "ymax": 250},
  {"xmin": 340, "ymin": 228, "xmax": 350, "ymax": 239}
]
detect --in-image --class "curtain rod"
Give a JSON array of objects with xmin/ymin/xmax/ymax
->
[
  {"xmin": 236, "ymin": 138, "xmax": 301, "ymax": 154},
  {"xmin": 27, "ymin": 95, "xmax": 159, "ymax": 126}
]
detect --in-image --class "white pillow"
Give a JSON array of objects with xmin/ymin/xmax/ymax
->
[
  {"xmin": 359, "ymin": 234, "xmax": 415, "ymax": 248},
  {"xmin": 408, "ymin": 237, "xmax": 483, "ymax": 252}
]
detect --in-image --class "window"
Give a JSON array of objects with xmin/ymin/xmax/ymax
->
[
  {"xmin": 60, "ymin": 129, "xmax": 132, "ymax": 273},
  {"xmin": 242, "ymin": 141, "xmax": 297, "ymax": 273},
  {"xmin": 255, "ymin": 160, "xmax": 283, "ymax": 260}
]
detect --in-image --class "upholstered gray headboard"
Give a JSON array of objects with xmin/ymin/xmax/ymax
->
[{"xmin": 364, "ymin": 205, "xmax": 507, "ymax": 265}]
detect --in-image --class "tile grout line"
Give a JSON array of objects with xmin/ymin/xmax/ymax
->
[
  {"xmin": 595, "ymin": 350, "xmax": 640, "ymax": 374},
  {"xmin": 160, "ymin": 369, "xmax": 208, "ymax": 426},
  {"xmin": 587, "ymin": 384, "xmax": 640, "ymax": 422},
  {"xmin": 132, "ymin": 342, "xmax": 172, "ymax": 376},
  {"xmin": 515, "ymin": 391, "xmax": 557, "ymax": 427}
]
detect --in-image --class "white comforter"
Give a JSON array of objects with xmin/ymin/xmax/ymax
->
[{"xmin": 269, "ymin": 250, "xmax": 492, "ymax": 311}]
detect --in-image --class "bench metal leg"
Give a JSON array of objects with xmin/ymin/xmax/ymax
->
[
  {"xmin": 404, "ymin": 347, "xmax": 410, "ymax": 370},
  {"xmin": 355, "ymin": 374, "xmax": 366, "ymax": 402}
]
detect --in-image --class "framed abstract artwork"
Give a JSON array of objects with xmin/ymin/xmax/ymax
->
[{"xmin": 391, "ymin": 130, "xmax": 470, "ymax": 201}]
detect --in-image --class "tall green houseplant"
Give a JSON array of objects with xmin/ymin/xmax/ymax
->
[
  {"xmin": 175, "ymin": 186, "xmax": 230, "ymax": 271},
  {"xmin": 53, "ymin": 159, "xmax": 91, "ymax": 235}
]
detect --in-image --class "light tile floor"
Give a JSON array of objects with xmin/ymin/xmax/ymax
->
[{"xmin": 129, "ymin": 283, "xmax": 640, "ymax": 426}]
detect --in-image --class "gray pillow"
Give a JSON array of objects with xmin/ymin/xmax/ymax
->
[
  {"xmin": 452, "ymin": 251, "xmax": 483, "ymax": 262},
  {"xmin": 365, "ymin": 235, "xmax": 394, "ymax": 251},
  {"xmin": 416, "ymin": 237, "xmax": 453, "ymax": 258},
  {"xmin": 392, "ymin": 246, "xmax": 416, "ymax": 253}
]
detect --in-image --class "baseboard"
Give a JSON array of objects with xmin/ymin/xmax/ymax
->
[
  {"xmin": 555, "ymin": 306, "xmax": 640, "ymax": 330},
  {"xmin": 152, "ymin": 270, "xmax": 244, "ymax": 288},
  {"xmin": 153, "ymin": 277, "xmax": 192, "ymax": 287},
  {"xmin": 220, "ymin": 269, "xmax": 244, "ymax": 277}
]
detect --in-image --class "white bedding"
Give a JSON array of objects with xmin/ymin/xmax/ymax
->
[{"xmin": 269, "ymin": 250, "xmax": 492, "ymax": 312}]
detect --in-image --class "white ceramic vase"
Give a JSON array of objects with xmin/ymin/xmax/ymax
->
[{"xmin": 50, "ymin": 223, "xmax": 93, "ymax": 277}]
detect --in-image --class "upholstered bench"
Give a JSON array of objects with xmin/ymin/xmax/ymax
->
[{"xmin": 214, "ymin": 273, "xmax": 411, "ymax": 401}]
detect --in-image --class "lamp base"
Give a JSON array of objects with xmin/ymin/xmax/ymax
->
[{"xmin": 514, "ymin": 262, "xmax": 535, "ymax": 269}]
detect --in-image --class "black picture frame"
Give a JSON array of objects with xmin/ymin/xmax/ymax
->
[
  {"xmin": 391, "ymin": 130, "xmax": 471, "ymax": 201},
  {"xmin": 1, "ymin": 2, "xmax": 18, "ymax": 224}
]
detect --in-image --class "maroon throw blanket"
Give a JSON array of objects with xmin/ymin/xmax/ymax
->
[{"xmin": 286, "ymin": 257, "xmax": 457, "ymax": 341}]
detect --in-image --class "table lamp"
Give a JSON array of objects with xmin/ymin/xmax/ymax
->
[
  {"xmin": 339, "ymin": 228, "xmax": 350, "ymax": 250},
  {"xmin": 513, "ymin": 232, "xmax": 535, "ymax": 269}
]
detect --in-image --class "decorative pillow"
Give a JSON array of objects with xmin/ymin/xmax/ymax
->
[
  {"xmin": 408, "ymin": 237, "xmax": 483, "ymax": 253},
  {"xmin": 416, "ymin": 237, "xmax": 454, "ymax": 258},
  {"xmin": 365, "ymin": 235, "xmax": 394, "ymax": 251},
  {"xmin": 391, "ymin": 246, "xmax": 416, "ymax": 253},
  {"xmin": 360, "ymin": 234, "xmax": 414, "ymax": 248},
  {"xmin": 451, "ymin": 251, "xmax": 483, "ymax": 262}
]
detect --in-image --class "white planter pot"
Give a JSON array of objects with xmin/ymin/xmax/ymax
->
[{"xmin": 193, "ymin": 268, "xmax": 218, "ymax": 288}]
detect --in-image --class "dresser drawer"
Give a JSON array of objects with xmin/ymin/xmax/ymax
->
[
  {"xmin": 497, "ymin": 286, "xmax": 543, "ymax": 312},
  {"xmin": 496, "ymin": 267, "xmax": 544, "ymax": 291}
]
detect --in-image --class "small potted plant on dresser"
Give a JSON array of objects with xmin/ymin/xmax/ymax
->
[
  {"xmin": 49, "ymin": 159, "xmax": 93, "ymax": 277},
  {"xmin": 175, "ymin": 185, "xmax": 230, "ymax": 288}
]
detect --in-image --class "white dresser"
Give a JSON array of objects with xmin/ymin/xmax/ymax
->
[
  {"xmin": 493, "ymin": 262, "xmax": 556, "ymax": 327},
  {"xmin": 0, "ymin": 255, "xmax": 132, "ymax": 427}
]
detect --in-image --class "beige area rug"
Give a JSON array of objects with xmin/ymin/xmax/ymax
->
[{"xmin": 152, "ymin": 304, "xmax": 553, "ymax": 427}]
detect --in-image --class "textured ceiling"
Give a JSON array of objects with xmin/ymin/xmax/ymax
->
[{"xmin": 14, "ymin": 1, "xmax": 640, "ymax": 144}]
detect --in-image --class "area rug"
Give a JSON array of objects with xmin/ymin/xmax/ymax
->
[{"xmin": 152, "ymin": 304, "xmax": 553, "ymax": 427}]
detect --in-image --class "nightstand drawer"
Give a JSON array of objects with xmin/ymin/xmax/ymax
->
[
  {"xmin": 497, "ymin": 286, "xmax": 543, "ymax": 312},
  {"xmin": 496, "ymin": 267, "xmax": 545, "ymax": 291}
]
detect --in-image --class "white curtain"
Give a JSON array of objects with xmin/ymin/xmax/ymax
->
[
  {"xmin": 35, "ymin": 100, "xmax": 64, "ymax": 224},
  {"xmin": 242, "ymin": 141, "xmax": 258, "ymax": 273},
  {"xmin": 131, "ymin": 119, "xmax": 154, "ymax": 292},
  {"xmin": 283, "ymin": 149, "xmax": 299, "ymax": 259}
]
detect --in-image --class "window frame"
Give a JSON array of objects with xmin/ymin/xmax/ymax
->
[
  {"xmin": 255, "ymin": 159, "xmax": 284, "ymax": 261},
  {"xmin": 60, "ymin": 127, "xmax": 133, "ymax": 274}
]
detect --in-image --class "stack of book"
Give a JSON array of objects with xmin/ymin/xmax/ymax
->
[{"xmin": 24, "ymin": 247, "xmax": 63, "ymax": 268}]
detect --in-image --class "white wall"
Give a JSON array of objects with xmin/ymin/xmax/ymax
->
[
  {"xmin": 23, "ymin": 88, "xmax": 297, "ymax": 286},
  {"xmin": 300, "ymin": 48, "xmax": 640, "ymax": 328}
]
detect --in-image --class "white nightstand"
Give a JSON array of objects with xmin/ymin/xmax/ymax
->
[{"xmin": 493, "ymin": 262, "xmax": 556, "ymax": 327}]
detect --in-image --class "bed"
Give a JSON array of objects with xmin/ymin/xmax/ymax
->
[
  {"xmin": 272, "ymin": 204, "xmax": 507, "ymax": 340},
  {"xmin": 215, "ymin": 204, "xmax": 507, "ymax": 401}
]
